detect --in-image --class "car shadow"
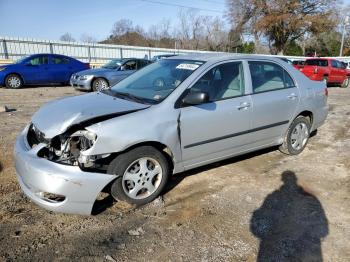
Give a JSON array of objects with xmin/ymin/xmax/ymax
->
[
  {"xmin": 91, "ymin": 146, "xmax": 279, "ymax": 215},
  {"xmin": 250, "ymin": 170, "xmax": 329, "ymax": 261}
]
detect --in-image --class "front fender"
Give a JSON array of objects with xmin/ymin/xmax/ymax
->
[{"xmin": 82, "ymin": 106, "xmax": 182, "ymax": 168}]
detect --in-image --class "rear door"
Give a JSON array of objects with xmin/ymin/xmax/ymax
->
[
  {"xmin": 49, "ymin": 55, "xmax": 72, "ymax": 83},
  {"xmin": 248, "ymin": 60, "xmax": 299, "ymax": 145},
  {"xmin": 180, "ymin": 61, "xmax": 252, "ymax": 168}
]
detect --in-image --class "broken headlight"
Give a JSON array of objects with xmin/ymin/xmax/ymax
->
[{"xmin": 43, "ymin": 129, "xmax": 97, "ymax": 166}]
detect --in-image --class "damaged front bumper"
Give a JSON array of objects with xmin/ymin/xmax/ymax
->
[{"xmin": 15, "ymin": 126, "xmax": 117, "ymax": 215}]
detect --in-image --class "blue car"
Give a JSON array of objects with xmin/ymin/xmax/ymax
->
[{"xmin": 0, "ymin": 54, "xmax": 89, "ymax": 88}]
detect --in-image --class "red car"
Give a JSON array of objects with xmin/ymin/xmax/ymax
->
[
  {"xmin": 292, "ymin": 60, "xmax": 305, "ymax": 70},
  {"xmin": 299, "ymin": 58, "xmax": 350, "ymax": 87}
]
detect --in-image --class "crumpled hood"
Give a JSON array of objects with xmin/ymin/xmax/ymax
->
[
  {"xmin": 75, "ymin": 67, "xmax": 116, "ymax": 76},
  {"xmin": 32, "ymin": 92, "xmax": 149, "ymax": 139}
]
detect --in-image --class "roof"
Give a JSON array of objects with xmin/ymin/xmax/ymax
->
[{"xmin": 168, "ymin": 52, "xmax": 287, "ymax": 63}]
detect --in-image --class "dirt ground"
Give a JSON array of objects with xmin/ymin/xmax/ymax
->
[{"xmin": 0, "ymin": 86, "xmax": 349, "ymax": 262}]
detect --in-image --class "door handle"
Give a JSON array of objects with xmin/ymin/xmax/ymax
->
[
  {"xmin": 287, "ymin": 93, "xmax": 298, "ymax": 100},
  {"xmin": 236, "ymin": 102, "xmax": 251, "ymax": 110}
]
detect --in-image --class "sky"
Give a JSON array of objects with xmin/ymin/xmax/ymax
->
[
  {"xmin": 0, "ymin": 0, "xmax": 227, "ymax": 41},
  {"xmin": 1, "ymin": 0, "xmax": 350, "ymax": 42}
]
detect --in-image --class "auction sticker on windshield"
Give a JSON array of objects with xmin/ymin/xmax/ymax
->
[{"xmin": 176, "ymin": 63, "xmax": 200, "ymax": 70}]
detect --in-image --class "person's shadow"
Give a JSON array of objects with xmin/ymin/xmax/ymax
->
[{"xmin": 250, "ymin": 171, "xmax": 329, "ymax": 262}]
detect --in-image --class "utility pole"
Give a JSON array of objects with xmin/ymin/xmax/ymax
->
[{"xmin": 340, "ymin": 16, "xmax": 349, "ymax": 56}]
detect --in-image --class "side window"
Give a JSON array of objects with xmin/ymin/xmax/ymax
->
[
  {"xmin": 123, "ymin": 60, "xmax": 137, "ymax": 70},
  {"xmin": 248, "ymin": 61, "xmax": 295, "ymax": 93},
  {"xmin": 336, "ymin": 60, "xmax": 345, "ymax": 69},
  {"xmin": 29, "ymin": 56, "xmax": 48, "ymax": 65},
  {"xmin": 138, "ymin": 60, "xmax": 149, "ymax": 69},
  {"xmin": 331, "ymin": 60, "xmax": 337, "ymax": 68},
  {"xmin": 189, "ymin": 62, "xmax": 245, "ymax": 101},
  {"xmin": 52, "ymin": 56, "xmax": 70, "ymax": 64}
]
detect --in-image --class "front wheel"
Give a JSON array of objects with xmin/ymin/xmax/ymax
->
[
  {"xmin": 108, "ymin": 146, "xmax": 170, "ymax": 205},
  {"xmin": 5, "ymin": 74, "xmax": 23, "ymax": 89},
  {"xmin": 92, "ymin": 78, "xmax": 109, "ymax": 91},
  {"xmin": 279, "ymin": 116, "xmax": 311, "ymax": 155}
]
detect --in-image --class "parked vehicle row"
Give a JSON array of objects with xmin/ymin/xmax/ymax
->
[
  {"xmin": 15, "ymin": 54, "xmax": 328, "ymax": 214},
  {"xmin": 0, "ymin": 53, "xmax": 177, "ymax": 90},
  {"xmin": 0, "ymin": 54, "xmax": 89, "ymax": 89}
]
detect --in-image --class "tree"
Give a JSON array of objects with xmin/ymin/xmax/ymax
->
[
  {"xmin": 227, "ymin": 0, "xmax": 339, "ymax": 54},
  {"xmin": 284, "ymin": 41, "xmax": 303, "ymax": 56},
  {"xmin": 80, "ymin": 34, "xmax": 97, "ymax": 43},
  {"xmin": 111, "ymin": 19, "xmax": 133, "ymax": 37},
  {"xmin": 59, "ymin": 33, "xmax": 75, "ymax": 42}
]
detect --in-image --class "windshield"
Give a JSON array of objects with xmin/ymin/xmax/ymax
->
[
  {"xmin": 109, "ymin": 59, "xmax": 204, "ymax": 104},
  {"xmin": 15, "ymin": 55, "xmax": 30, "ymax": 64},
  {"xmin": 102, "ymin": 59, "xmax": 123, "ymax": 69}
]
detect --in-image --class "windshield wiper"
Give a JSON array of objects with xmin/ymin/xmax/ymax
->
[{"xmin": 113, "ymin": 91, "xmax": 152, "ymax": 104}]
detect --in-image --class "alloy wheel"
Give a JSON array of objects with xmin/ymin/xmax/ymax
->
[{"xmin": 122, "ymin": 157, "xmax": 163, "ymax": 200}]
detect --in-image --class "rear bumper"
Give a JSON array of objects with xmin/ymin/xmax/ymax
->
[
  {"xmin": 15, "ymin": 126, "xmax": 117, "ymax": 215},
  {"xmin": 313, "ymin": 105, "xmax": 328, "ymax": 131}
]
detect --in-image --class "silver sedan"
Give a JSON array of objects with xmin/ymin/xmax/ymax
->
[
  {"xmin": 15, "ymin": 54, "xmax": 328, "ymax": 215},
  {"xmin": 70, "ymin": 58, "xmax": 151, "ymax": 91}
]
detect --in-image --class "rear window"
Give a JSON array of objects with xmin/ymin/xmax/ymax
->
[
  {"xmin": 52, "ymin": 56, "xmax": 70, "ymax": 64},
  {"xmin": 305, "ymin": 59, "xmax": 328, "ymax": 67}
]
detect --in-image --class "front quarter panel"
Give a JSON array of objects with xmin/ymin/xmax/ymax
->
[{"xmin": 84, "ymin": 105, "xmax": 183, "ymax": 172}]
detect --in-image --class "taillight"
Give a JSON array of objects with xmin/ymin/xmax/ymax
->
[
  {"xmin": 325, "ymin": 88, "xmax": 328, "ymax": 97},
  {"xmin": 314, "ymin": 67, "xmax": 318, "ymax": 74}
]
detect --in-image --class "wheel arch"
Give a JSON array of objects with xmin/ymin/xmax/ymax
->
[
  {"xmin": 5, "ymin": 72, "xmax": 25, "ymax": 84},
  {"xmin": 296, "ymin": 110, "xmax": 313, "ymax": 125},
  {"xmin": 107, "ymin": 141, "xmax": 175, "ymax": 173}
]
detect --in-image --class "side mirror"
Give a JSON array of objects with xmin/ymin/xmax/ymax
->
[
  {"xmin": 25, "ymin": 62, "xmax": 33, "ymax": 66},
  {"xmin": 120, "ymin": 65, "xmax": 126, "ymax": 71},
  {"xmin": 182, "ymin": 92, "xmax": 209, "ymax": 106}
]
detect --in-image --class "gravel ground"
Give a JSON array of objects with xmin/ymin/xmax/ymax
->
[{"xmin": 0, "ymin": 86, "xmax": 349, "ymax": 261}]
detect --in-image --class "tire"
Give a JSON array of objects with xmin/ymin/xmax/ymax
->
[
  {"xmin": 279, "ymin": 116, "xmax": 311, "ymax": 155},
  {"xmin": 92, "ymin": 78, "xmax": 109, "ymax": 91},
  {"xmin": 341, "ymin": 77, "xmax": 350, "ymax": 88},
  {"xmin": 107, "ymin": 146, "xmax": 170, "ymax": 205},
  {"xmin": 5, "ymin": 74, "xmax": 23, "ymax": 89}
]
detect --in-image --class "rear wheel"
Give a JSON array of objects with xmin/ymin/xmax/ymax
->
[
  {"xmin": 5, "ymin": 74, "xmax": 23, "ymax": 89},
  {"xmin": 279, "ymin": 116, "xmax": 311, "ymax": 155},
  {"xmin": 108, "ymin": 146, "xmax": 170, "ymax": 205},
  {"xmin": 92, "ymin": 78, "xmax": 109, "ymax": 91}
]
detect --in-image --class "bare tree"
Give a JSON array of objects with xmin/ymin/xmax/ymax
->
[
  {"xmin": 80, "ymin": 34, "xmax": 97, "ymax": 43},
  {"xmin": 59, "ymin": 33, "xmax": 75, "ymax": 42},
  {"xmin": 111, "ymin": 19, "xmax": 133, "ymax": 37}
]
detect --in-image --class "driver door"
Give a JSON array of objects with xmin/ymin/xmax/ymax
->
[
  {"xmin": 22, "ymin": 55, "xmax": 49, "ymax": 84},
  {"xmin": 110, "ymin": 59, "xmax": 138, "ymax": 85},
  {"xmin": 179, "ymin": 61, "xmax": 253, "ymax": 169}
]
